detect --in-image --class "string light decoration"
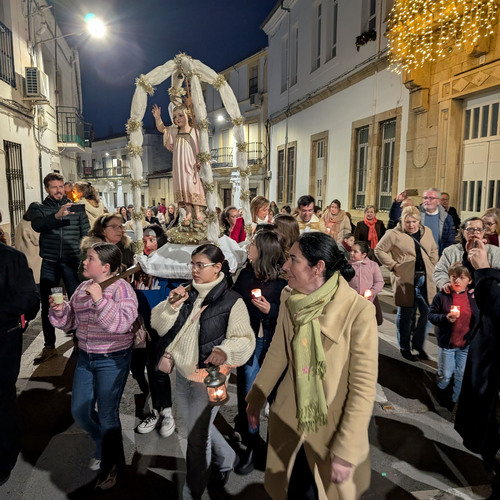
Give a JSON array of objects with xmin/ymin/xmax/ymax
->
[{"xmin": 387, "ymin": 0, "xmax": 500, "ymax": 72}]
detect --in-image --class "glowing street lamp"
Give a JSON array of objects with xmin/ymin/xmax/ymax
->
[{"xmin": 84, "ymin": 13, "xmax": 106, "ymax": 38}]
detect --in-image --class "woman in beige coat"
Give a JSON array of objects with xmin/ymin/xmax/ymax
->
[
  {"xmin": 375, "ymin": 206, "xmax": 438, "ymax": 362},
  {"xmin": 14, "ymin": 203, "xmax": 42, "ymax": 284},
  {"xmin": 246, "ymin": 232, "xmax": 378, "ymax": 500}
]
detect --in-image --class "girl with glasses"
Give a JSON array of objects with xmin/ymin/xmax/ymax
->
[
  {"xmin": 482, "ymin": 207, "xmax": 500, "ymax": 247},
  {"xmin": 151, "ymin": 244, "xmax": 254, "ymax": 499}
]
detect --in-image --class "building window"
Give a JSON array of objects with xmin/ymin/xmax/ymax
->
[
  {"xmin": 4, "ymin": 141, "xmax": 25, "ymax": 241},
  {"xmin": 281, "ymin": 35, "xmax": 289, "ymax": 93},
  {"xmin": 290, "ymin": 25, "xmax": 299, "ymax": 87},
  {"xmin": 249, "ymin": 66, "xmax": 258, "ymax": 96},
  {"xmin": 312, "ymin": 3, "xmax": 322, "ymax": 71},
  {"xmin": 327, "ymin": 0, "xmax": 338, "ymax": 60},
  {"xmin": 277, "ymin": 143, "xmax": 297, "ymax": 205},
  {"xmin": 366, "ymin": 0, "xmax": 376, "ymax": 30},
  {"xmin": 0, "ymin": 21, "xmax": 15, "ymax": 87},
  {"xmin": 378, "ymin": 119, "xmax": 396, "ymax": 211},
  {"xmin": 354, "ymin": 127, "xmax": 369, "ymax": 209}
]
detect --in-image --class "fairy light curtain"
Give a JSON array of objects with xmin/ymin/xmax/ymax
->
[{"xmin": 387, "ymin": 0, "xmax": 499, "ymax": 72}]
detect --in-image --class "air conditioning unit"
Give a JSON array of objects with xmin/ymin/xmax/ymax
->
[
  {"xmin": 249, "ymin": 93, "xmax": 262, "ymax": 107},
  {"xmin": 24, "ymin": 67, "xmax": 49, "ymax": 100}
]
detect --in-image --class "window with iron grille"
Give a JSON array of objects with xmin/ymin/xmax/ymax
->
[
  {"xmin": 0, "ymin": 21, "xmax": 16, "ymax": 87},
  {"xmin": 4, "ymin": 141, "xmax": 25, "ymax": 242},
  {"xmin": 378, "ymin": 119, "xmax": 396, "ymax": 211},
  {"xmin": 277, "ymin": 144, "xmax": 296, "ymax": 205},
  {"xmin": 354, "ymin": 127, "xmax": 369, "ymax": 209}
]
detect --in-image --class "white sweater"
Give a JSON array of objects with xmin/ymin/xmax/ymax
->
[{"xmin": 151, "ymin": 273, "xmax": 255, "ymax": 382}]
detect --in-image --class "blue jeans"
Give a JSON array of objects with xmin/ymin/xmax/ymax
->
[
  {"xmin": 237, "ymin": 337, "xmax": 264, "ymax": 435},
  {"xmin": 396, "ymin": 275, "xmax": 429, "ymax": 351},
  {"xmin": 438, "ymin": 346, "xmax": 469, "ymax": 402},
  {"xmin": 176, "ymin": 372, "xmax": 235, "ymax": 500},
  {"xmin": 40, "ymin": 259, "xmax": 80, "ymax": 347},
  {"xmin": 71, "ymin": 348, "xmax": 132, "ymax": 475}
]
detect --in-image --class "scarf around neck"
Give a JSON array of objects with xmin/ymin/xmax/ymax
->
[
  {"xmin": 364, "ymin": 217, "xmax": 379, "ymax": 249},
  {"xmin": 287, "ymin": 272, "xmax": 340, "ymax": 432}
]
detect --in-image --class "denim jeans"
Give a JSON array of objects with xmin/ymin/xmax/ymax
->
[
  {"xmin": 396, "ymin": 275, "xmax": 429, "ymax": 351},
  {"xmin": 437, "ymin": 346, "xmax": 469, "ymax": 402},
  {"xmin": 176, "ymin": 372, "xmax": 235, "ymax": 500},
  {"xmin": 40, "ymin": 259, "xmax": 80, "ymax": 347},
  {"xmin": 71, "ymin": 348, "xmax": 132, "ymax": 475},
  {"xmin": 236, "ymin": 336, "xmax": 264, "ymax": 436}
]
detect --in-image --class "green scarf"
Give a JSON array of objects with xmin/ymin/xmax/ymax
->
[{"xmin": 287, "ymin": 272, "xmax": 340, "ymax": 432}]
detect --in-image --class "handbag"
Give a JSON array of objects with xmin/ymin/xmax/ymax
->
[
  {"xmin": 131, "ymin": 314, "xmax": 149, "ymax": 349},
  {"xmin": 158, "ymin": 352, "xmax": 175, "ymax": 374}
]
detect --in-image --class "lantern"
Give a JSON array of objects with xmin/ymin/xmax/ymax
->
[{"xmin": 204, "ymin": 365, "xmax": 229, "ymax": 405}]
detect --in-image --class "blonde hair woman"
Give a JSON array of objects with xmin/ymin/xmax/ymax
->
[{"xmin": 482, "ymin": 207, "xmax": 500, "ymax": 246}]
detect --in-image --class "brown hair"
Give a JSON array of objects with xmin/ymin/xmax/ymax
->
[
  {"xmin": 251, "ymin": 230, "xmax": 285, "ymax": 281},
  {"xmin": 74, "ymin": 181, "xmax": 100, "ymax": 207},
  {"xmin": 273, "ymin": 214, "xmax": 300, "ymax": 251},
  {"xmin": 250, "ymin": 195, "xmax": 270, "ymax": 223},
  {"xmin": 448, "ymin": 262, "xmax": 471, "ymax": 280},
  {"xmin": 90, "ymin": 214, "xmax": 123, "ymax": 240},
  {"xmin": 90, "ymin": 242, "xmax": 122, "ymax": 274},
  {"xmin": 43, "ymin": 172, "xmax": 64, "ymax": 188}
]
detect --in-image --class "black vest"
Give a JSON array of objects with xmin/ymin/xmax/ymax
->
[{"xmin": 156, "ymin": 278, "xmax": 241, "ymax": 367}]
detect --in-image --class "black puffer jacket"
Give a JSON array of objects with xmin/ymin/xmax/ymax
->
[{"xmin": 31, "ymin": 196, "xmax": 90, "ymax": 262}]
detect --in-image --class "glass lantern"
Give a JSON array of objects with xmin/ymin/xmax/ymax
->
[{"xmin": 204, "ymin": 365, "xmax": 229, "ymax": 405}]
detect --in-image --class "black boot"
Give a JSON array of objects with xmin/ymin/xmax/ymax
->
[
  {"xmin": 235, "ymin": 433, "xmax": 258, "ymax": 475},
  {"xmin": 400, "ymin": 348, "xmax": 417, "ymax": 362}
]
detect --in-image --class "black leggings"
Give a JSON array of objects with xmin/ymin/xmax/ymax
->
[{"xmin": 288, "ymin": 445, "xmax": 319, "ymax": 500}]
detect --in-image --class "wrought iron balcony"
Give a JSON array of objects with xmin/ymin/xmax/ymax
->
[
  {"xmin": 57, "ymin": 106, "xmax": 85, "ymax": 150},
  {"xmin": 210, "ymin": 142, "xmax": 265, "ymax": 168},
  {"xmin": 78, "ymin": 161, "xmax": 131, "ymax": 180}
]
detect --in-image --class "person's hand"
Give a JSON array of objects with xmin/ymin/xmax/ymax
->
[
  {"xmin": 87, "ymin": 282, "xmax": 103, "ymax": 304},
  {"xmin": 392, "ymin": 264, "xmax": 400, "ymax": 276},
  {"xmin": 48, "ymin": 295, "xmax": 65, "ymax": 311},
  {"xmin": 151, "ymin": 104, "xmax": 162, "ymax": 120},
  {"xmin": 55, "ymin": 203, "xmax": 73, "ymax": 219},
  {"xmin": 396, "ymin": 190, "xmax": 408, "ymax": 202},
  {"xmin": 330, "ymin": 455, "xmax": 352, "ymax": 484},
  {"xmin": 168, "ymin": 285, "xmax": 189, "ymax": 308},
  {"xmin": 252, "ymin": 295, "xmax": 271, "ymax": 314},
  {"xmin": 441, "ymin": 282, "xmax": 452, "ymax": 294},
  {"xmin": 246, "ymin": 403, "xmax": 261, "ymax": 430},
  {"xmin": 446, "ymin": 312, "xmax": 458, "ymax": 323},
  {"xmin": 166, "ymin": 143, "xmax": 174, "ymax": 152},
  {"xmin": 205, "ymin": 348, "xmax": 227, "ymax": 366},
  {"xmin": 467, "ymin": 238, "xmax": 490, "ymax": 270}
]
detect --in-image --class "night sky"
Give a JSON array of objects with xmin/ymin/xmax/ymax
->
[{"xmin": 51, "ymin": 0, "xmax": 277, "ymax": 138}]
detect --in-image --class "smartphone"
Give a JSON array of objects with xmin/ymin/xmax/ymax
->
[
  {"xmin": 405, "ymin": 188, "xmax": 418, "ymax": 196},
  {"xmin": 68, "ymin": 204, "xmax": 85, "ymax": 213}
]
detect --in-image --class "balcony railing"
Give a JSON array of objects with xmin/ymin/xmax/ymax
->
[
  {"xmin": 211, "ymin": 142, "xmax": 265, "ymax": 168},
  {"xmin": 78, "ymin": 163, "xmax": 131, "ymax": 179},
  {"xmin": 57, "ymin": 106, "xmax": 85, "ymax": 147}
]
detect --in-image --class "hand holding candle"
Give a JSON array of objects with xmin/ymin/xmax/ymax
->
[
  {"xmin": 363, "ymin": 289, "xmax": 373, "ymax": 300},
  {"xmin": 251, "ymin": 288, "xmax": 262, "ymax": 299},
  {"xmin": 450, "ymin": 305, "xmax": 460, "ymax": 318}
]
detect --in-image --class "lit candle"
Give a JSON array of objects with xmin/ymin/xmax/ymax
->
[
  {"xmin": 450, "ymin": 305, "xmax": 460, "ymax": 318},
  {"xmin": 251, "ymin": 288, "xmax": 262, "ymax": 299},
  {"xmin": 364, "ymin": 289, "xmax": 373, "ymax": 299}
]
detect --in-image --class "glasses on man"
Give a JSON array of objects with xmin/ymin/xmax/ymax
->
[
  {"xmin": 422, "ymin": 196, "xmax": 438, "ymax": 200},
  {"xmin": 187, "ymin": 262, "xmax": 216, "ymax": 271},
  {"xmin": 464, "ymin": 227, "xmax": 484, "ymax": 234},
  {"xmin": 105, "ymin": 224, "xmax": 123, "ymax": 230}
]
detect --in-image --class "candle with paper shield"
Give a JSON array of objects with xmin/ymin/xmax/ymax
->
[
  {"xmin": 450, "ymin": 305, "xmax": 460, "ymax": 318},
  {"xmin": 363, "ymin": 289, "xmax": 373, "ymax": 299},
  {"xmin": 251, "ymin": 288, "xmax": 262, "ymax": 299}
]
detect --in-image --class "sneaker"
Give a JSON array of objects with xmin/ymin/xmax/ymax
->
[
  {"xmin": 415, "ymin": 348, "xmax": 429, "ymax": 361},
  {"xmin": 89, "ymin": 458, "xmax": 101, "ymax": 471},
  {"xmin": 400, "ymin": 348, "xmax": 418, "ymax": 362},
  {"xmin": 137, "ymin": 409, "xmax": 160, "ymax": 434},
  {"xmin": 95, "ymin": 465, "xmax": 117, "ymax": 491},
  {"xmin": 33, "ymin": 347, "xmax": 58, "ymax": 365},
  {"xmin": 159, "ymin": 408, "xmax": 175, "ymax": 438}
]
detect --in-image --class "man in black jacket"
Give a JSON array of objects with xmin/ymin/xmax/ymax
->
[
  {"xmin": 0, "ymin": 212, "xmax": 40, "ymax": 485},
  {"xmin": 31, "ymin": 172, "xmax": 90, "ymax": 364}
]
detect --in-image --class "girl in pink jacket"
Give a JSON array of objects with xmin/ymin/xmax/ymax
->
[{"xmin": 349, "ymin": 241, "xmax": 385, "ymax": 325}]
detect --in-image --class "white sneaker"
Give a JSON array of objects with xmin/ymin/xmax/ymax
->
[
  {"xmin": 137, "ymin": 409, "xmax": 159, "ymax": 434},
  {"xmin": 159, "ymin": 408, "xmax": 175, "ymax": 438},
  {"xmin": 89, "ymin": 458, "xmax": 101, "ymax": 471}
]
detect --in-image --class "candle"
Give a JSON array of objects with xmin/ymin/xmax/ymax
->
[
  {"xmin": 251, "ymin": 288, "xmax": 262, "ymax": 298},
  {"xmin": 363, "ymin": 289, "xmax": 373, "ymax": 299},
  {"xmin": 450, "ymin": 305, "xmax": 460, "ymax": 318}
]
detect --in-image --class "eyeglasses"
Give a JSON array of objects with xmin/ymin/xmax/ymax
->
[
  {"xmin": 422, "ymin": 196, "xmax": 438, "ymax": 200},
  {"xmin": 105, "ymin": 224, "xmax": 123, "ymax": 230},
  {"xmin": 187, "ymin": 262, "xmax": 217, "ymax": 271},
  {"xmin": 464, "ymin": 227, "xmax": 484, "ymax": 234},
  {"xmin": 483, "ymin": 222, "xmax": 497, "ymax": 227}
]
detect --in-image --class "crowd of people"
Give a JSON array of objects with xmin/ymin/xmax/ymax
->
[{"xmin": 2, "ymin": 172, "xmax": 500, "ymax": 499}]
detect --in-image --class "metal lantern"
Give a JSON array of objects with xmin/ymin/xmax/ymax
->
[{"xmin": 204, "ymin": 365, "xmax": 229, "ymax": 405}]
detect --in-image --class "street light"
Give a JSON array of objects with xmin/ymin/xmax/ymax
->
[{"xmin": 33, "ymin": 13, "xmax": 106, "ymax": 48}]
